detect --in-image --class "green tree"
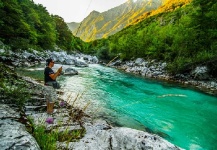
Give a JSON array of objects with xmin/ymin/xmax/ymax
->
[
  {"xmin": 34, "ymin": 4, "xmax": 56, "ymax": 49},
  {"xmin": 52, "ymin": 15, "xmax": 72, "ymax": 51},
  {"xmin": 0, "ymin": 0, "xmax": 26, "ymax": 49}
]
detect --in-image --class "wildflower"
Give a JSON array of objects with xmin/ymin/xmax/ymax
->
[
  {"xmin": 60, "ymin": 101, "xmax": 66, "ymax": 107},
  {"xmin": 45, "ymin": 117, "xmax": 54, "ymax": 124}
]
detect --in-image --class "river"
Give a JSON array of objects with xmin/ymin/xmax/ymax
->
[{"xmin": 42, "ymin": 63, "xmax": 217, "ymax": 149}]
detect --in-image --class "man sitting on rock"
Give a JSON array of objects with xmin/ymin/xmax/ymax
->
[{"xmin": 44, "ymin": 58, "xmax": 62, "ymax": 89}]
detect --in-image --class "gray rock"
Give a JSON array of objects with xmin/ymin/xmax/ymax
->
[
  {"xmin": 22, "ymin": 51, "xmax": 33, "ymax": 59},
  {"xmin": 0, "ymin": 104, "xmax": 40, "ymax": 150},
  {"xmin": 64, "ymin": 68, "xmax": 78, "ymax": 75},
  {"xmin": 141, "ymin": 61, "xmax": 148, "ymax": 67},
  {"xmin": 161, "ymin": 62, "xmax": 167, "ymax": 69},
  {"xmin": 110, "ymin": 60, "xmax": 122, "ymax": 66},
  {"xmin": 141, "ymin": 67, "xmax": 149, "ymax": 76},
  {"xmin": 135, "ymin": 58, "xmax": 144, "ymax": 66},
  {"xmin": 75, "ymin": 60, "xmax": 88, "ymax": 67},
  {"xmin": 64, "ymin": 59, "xmax": 75, "ymax": 65},
  {"xmin": 62, "ymin": 120, "xmax": 182, "ymax": 150},
  {"xmin": 92, "ymin": 56, "xmax": 99, "ymax": 64}
]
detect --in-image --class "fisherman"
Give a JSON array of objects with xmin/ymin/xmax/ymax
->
[{"xmin": 44, "ymin": 58, "xmax": 62, "ymax": 114}]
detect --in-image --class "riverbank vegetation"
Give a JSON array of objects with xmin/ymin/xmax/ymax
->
[{"xmin": 32, "ymin": 123, "xmax": 86, "ymax": 150}]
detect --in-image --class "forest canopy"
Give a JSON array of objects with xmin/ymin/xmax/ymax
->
[{"xmin": 0, "ymin": 0, "xmax": 78, "ymax": 51}]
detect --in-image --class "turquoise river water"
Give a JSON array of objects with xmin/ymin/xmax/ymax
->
[{"xmin": 56, "ymin": 64, "xmax": 217, "ymax": 150}]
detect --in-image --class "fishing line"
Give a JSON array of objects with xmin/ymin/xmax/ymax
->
[{"xmin": 75, "ymin": 0, "xmax": 93, "ymax": 36}]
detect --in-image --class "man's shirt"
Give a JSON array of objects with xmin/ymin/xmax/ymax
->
[{"xmin": 44, "ymin": 67, "xmax": 55, "ymax": 83}]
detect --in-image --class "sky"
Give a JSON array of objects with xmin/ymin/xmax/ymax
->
[{"xmin": 32, "ymin": 0, "xmax": 128, "ymax": 23}]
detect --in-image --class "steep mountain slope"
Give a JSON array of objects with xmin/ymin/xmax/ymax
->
[
  {"xmin": 68, "ymin": 0, "xmax": 164, "ymax": 41},
  {"xmin": 132, "ymin": 0, "xmax": 192, "ymax": 24},
  {"xmin": 67, "ymin": 22, "xmax": 80, "ymax": 33}
]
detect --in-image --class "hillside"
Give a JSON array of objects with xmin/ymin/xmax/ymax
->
[
  {"xmin": 132, "ymin": 0, "xmax": 192, "ymax": 24},
  {"xmin": 68, "ymin": 0, "xmax": 164, "ymax": 42},
  {"xmin": 87, "ymin": 0, "xmax": 217, "ymax": 76}
]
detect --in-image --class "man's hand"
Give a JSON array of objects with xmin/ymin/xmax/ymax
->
[
  {"xmin": 58, "ymin": 66, "xmax": 62, "ymax": 73},
  {"xmin": 49, "ymin": 66, "xmax": 63, "ymax": 80}
]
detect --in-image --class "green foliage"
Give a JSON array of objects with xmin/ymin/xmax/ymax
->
[
  {"xmin": 58, "ymin": 128, "xmax": 86, "ymax": 142},
  {"xmin": 52, "ymin": 15, "xmax": 72, "ymax": 51},
  {"xmin": 96, "ymin": 46, "xmax": 110, "ymax": 60},
  {"xmin": 0, "ymin": 63, "xmax": 30, "ymax": 108},
  {"xmin": 33, "ymin": 125, "xmax": 58, "ymax": 150},
  {"xmin": 71, "ymin": 36, "xmax": 91, "ymax": 53},
  {"xmin": 32, "ymin": 123, "xmax": 85, "ymax": 150},
  {"xmin": 0, "ymin": 0, "xmax": 86, "ymax": 52}
]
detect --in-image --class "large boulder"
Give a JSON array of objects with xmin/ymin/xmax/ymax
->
[
  {"xmin": 61, "ymin": 120, "xmax": 182, "ymax": 150},
  {"xmin": 64, "ymin": 68, "xmax": 78, "ymax": 75},
  {"xmin": 0, "ymin": 104, "xmax": 40, "ymax": 150}
]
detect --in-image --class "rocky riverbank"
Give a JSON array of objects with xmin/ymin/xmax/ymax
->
[
  {"xmin": 0, "ymin": 50, "xmax": 183, "ymax": 149},
  {"xmin": 1, "ymin": 49, "xmax": 216, "ymax": 96},
  {"xmin": 108, "ymin": 58, "xmax": 217, "ymax": 96},
  {"xmin": 0, "ymin": 75, "xmax": 182, "ymax": 150}
]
